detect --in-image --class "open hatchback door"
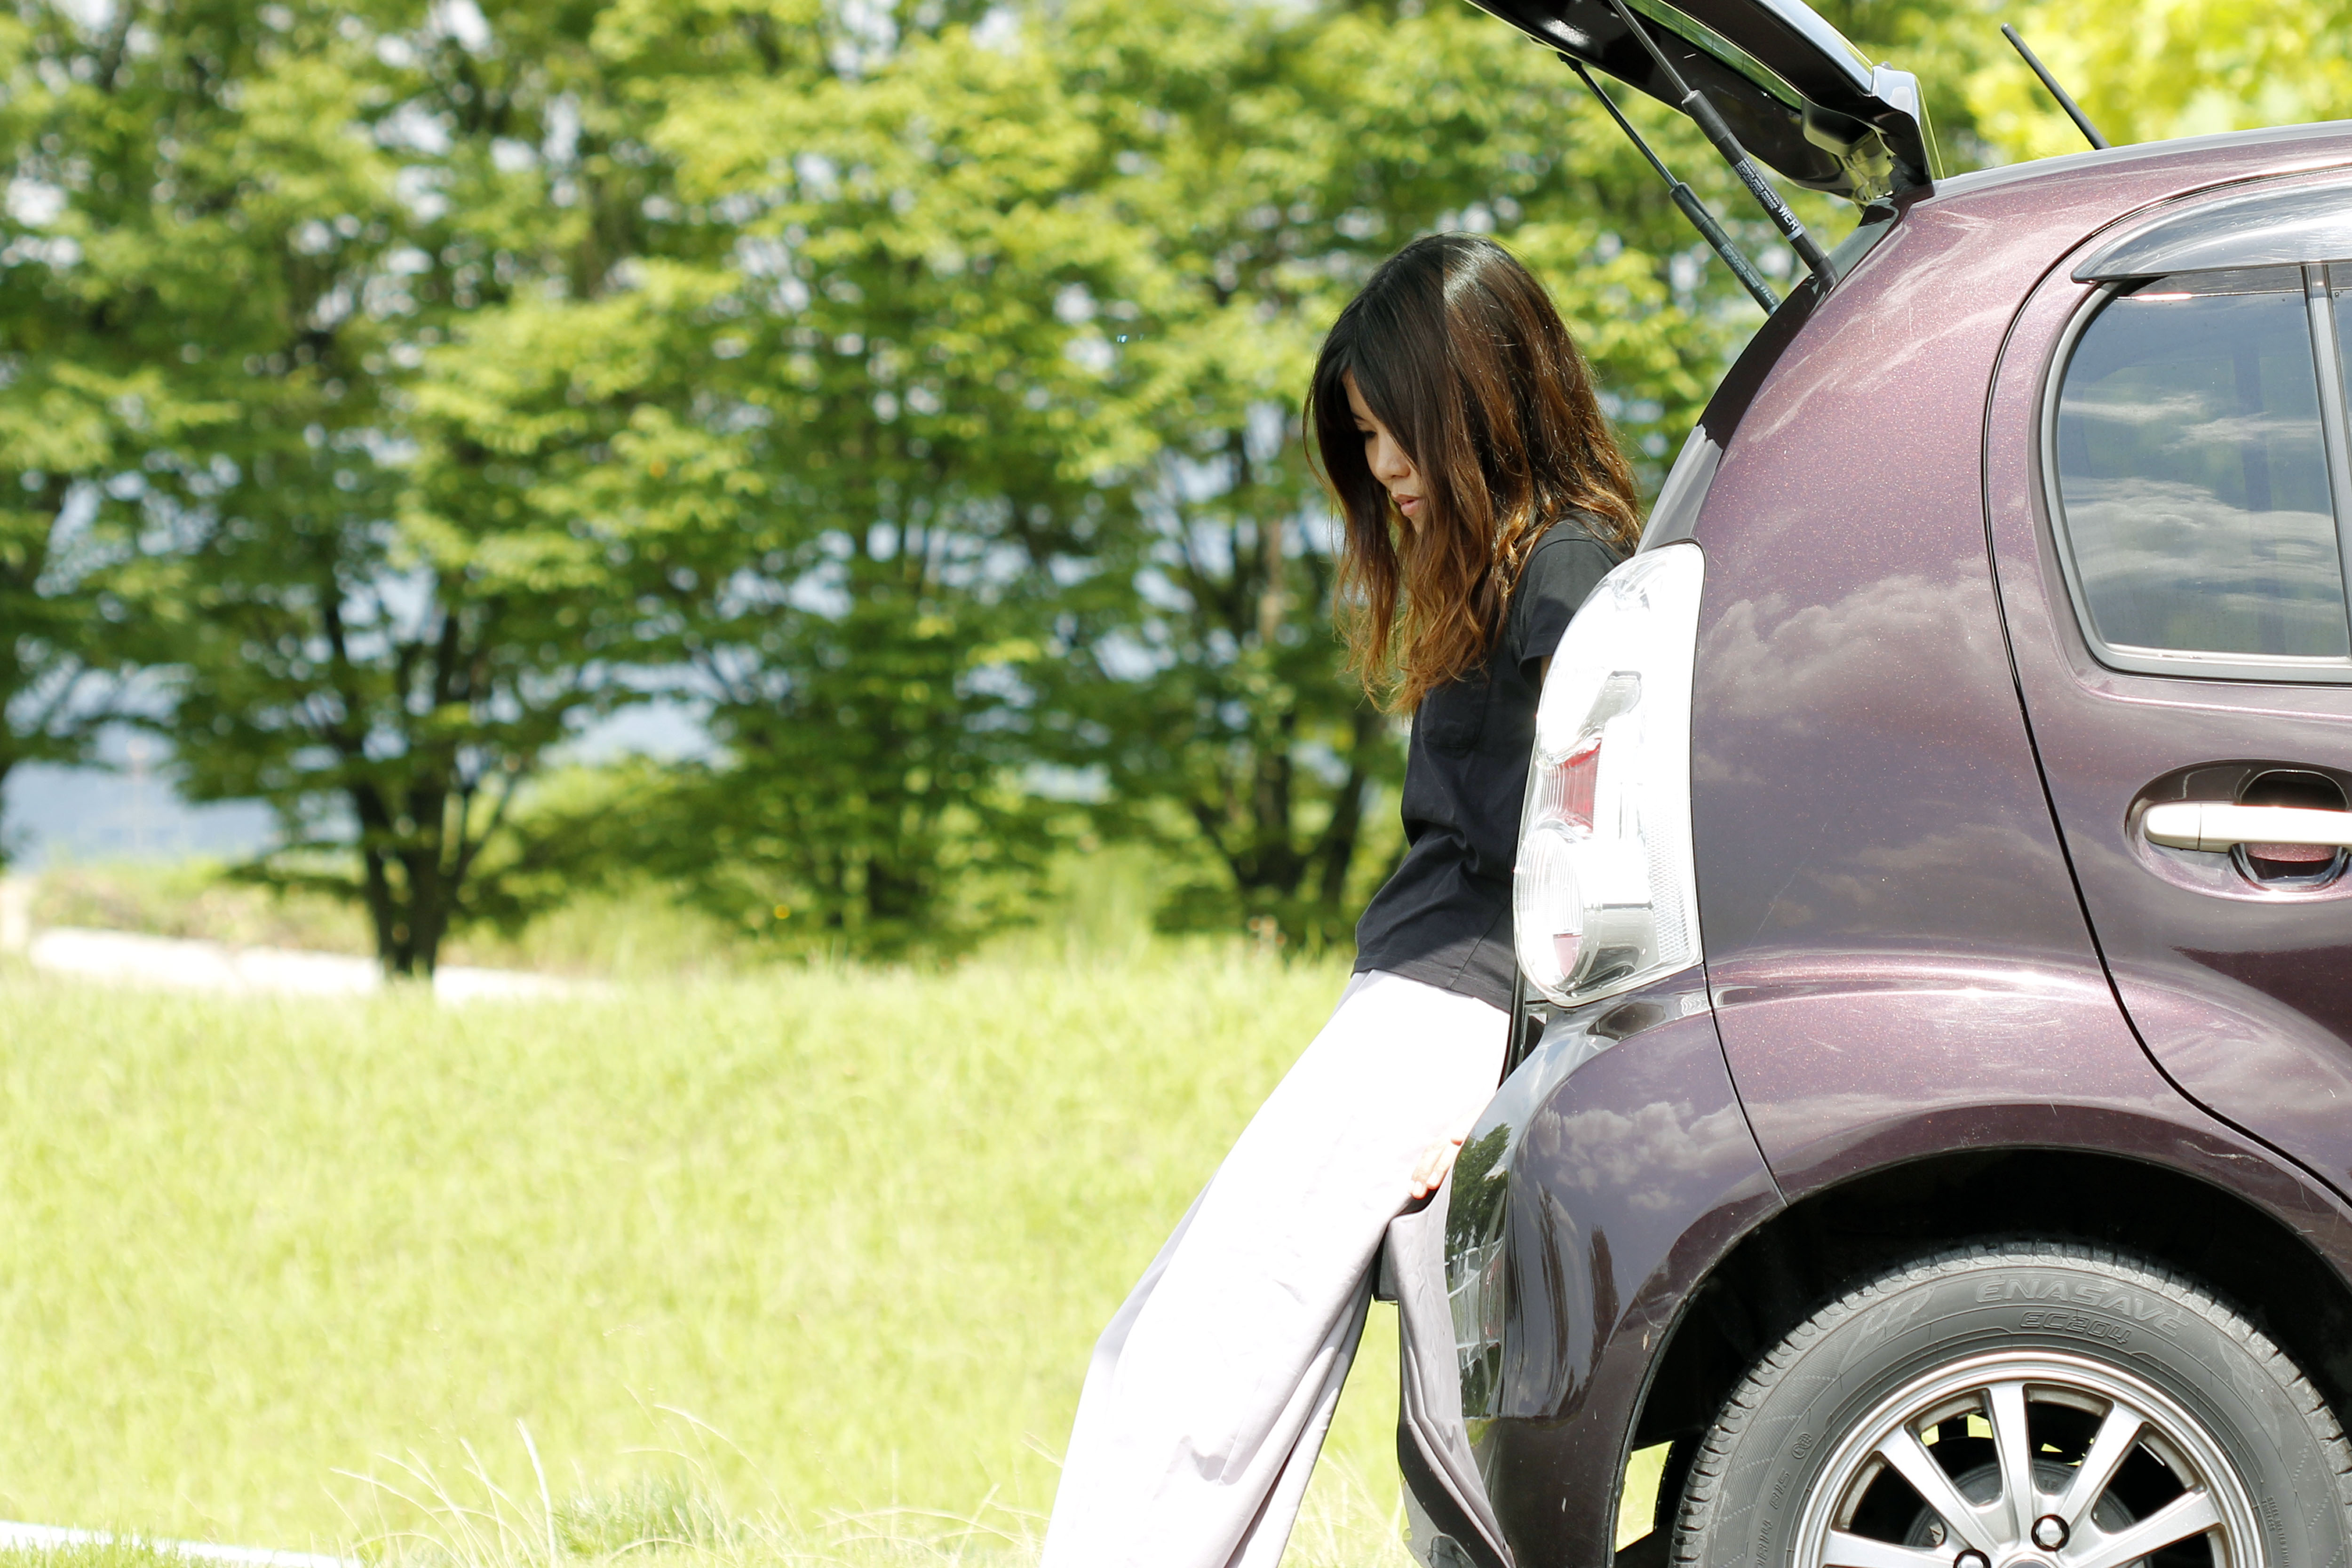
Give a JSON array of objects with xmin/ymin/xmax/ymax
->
[{"xmin": 1467, "ymin": 0, "xmax": 1937, "ymax": 204}]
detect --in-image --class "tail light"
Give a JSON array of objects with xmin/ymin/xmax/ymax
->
[{"xmin": 1512, "ymin": 544, "xmax": 1705, "ymax": 1007}]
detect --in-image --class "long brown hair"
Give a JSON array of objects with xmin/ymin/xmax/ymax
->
[{"xmin": 1308, "ymin": 234, "xmax": 1640, "ymax": 712}]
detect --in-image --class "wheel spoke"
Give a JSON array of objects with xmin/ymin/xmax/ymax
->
[
  {"xmin": 1822, "ymin": 1530, "xmax": 1953, "ymax": 1568},
  {"xmin": 1987, "ymin": 1380, "xmax": 2040, "ymax": 1539},
  {"xmin": 1877, "ymin": 1426, "xmax": 2003, "ymax": 1555},
  {"xmin": 2065, "ymin": 1488, "xmax": 2222, "ymax": 1568},
  {"xmin": 2053, "ymin": 1401, "xmax": 2145, "ymax": 1528}
]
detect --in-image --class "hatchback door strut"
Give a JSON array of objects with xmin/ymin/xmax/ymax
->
[
  {"xmin": 1597, "ymin": 0, "xmax": 1840, "ymax": 296},
  {"xmin": 1567, "ymin": 57, "xmax": 1782, "ymax": 313}
]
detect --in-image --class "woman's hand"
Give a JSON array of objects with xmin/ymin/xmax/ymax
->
[{"xmin": 1407, "ymin": 1109, "xmax": 1485, "ymax": 1202}]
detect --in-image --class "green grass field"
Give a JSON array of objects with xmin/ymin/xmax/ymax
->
[{"xmin": 0, "ymin": 946, "xmax": 1426, "ymax": 1565}]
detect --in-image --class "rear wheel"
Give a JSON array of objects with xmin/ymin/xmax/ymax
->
[{"xmin": 1671, "ymin": 1242, "xmax": 2352, "ymax": 1568}]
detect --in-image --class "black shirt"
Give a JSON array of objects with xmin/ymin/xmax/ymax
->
[{"xmin": 1352, "ymin": 518, "xmax": 1625, "ymax": 1011}]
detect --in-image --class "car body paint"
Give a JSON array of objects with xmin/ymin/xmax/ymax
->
[
  {"xmin": 1450, "ymin": 123, "xmax": 2352, "ymax": 1568},
  {"xmin": 1465, "ymin": 986, "xmax": 1777, "ymax": 1557}
]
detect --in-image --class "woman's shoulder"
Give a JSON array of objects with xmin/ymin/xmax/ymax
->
[
  {"xmin": 1520, "ymin": 513, "xmax": 1627, "ymax": 598},
  {"xmin": 1528, "ymin": 509, "xmax": 1630, "ymax": 565},
  {"xmin": 1504, "ymin": 513, "xmax": 1626, "ymax": 664}
]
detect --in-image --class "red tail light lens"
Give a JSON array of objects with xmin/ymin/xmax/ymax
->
[
  {"xmin": 1558, "ymin": 735, "xmax": 1599, "ymax": 833},
  {"xmin": 1529, "ymin": 734, "xmax": 1601, "ymax": 837}
]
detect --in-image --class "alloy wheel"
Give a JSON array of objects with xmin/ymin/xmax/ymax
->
[{"xmin": 1792, "ymin": 1351, "xmax": 2260, "ymax": 1568}]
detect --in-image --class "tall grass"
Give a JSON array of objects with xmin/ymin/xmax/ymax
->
[{"xmin": 0, "ymin": 946, "xmax": 1416, "ymax": 1564}]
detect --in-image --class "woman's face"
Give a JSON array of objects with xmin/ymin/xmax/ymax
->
[{"xmin": 1343, "ymin": 370, "xmax": 1426, "ymax": 529}]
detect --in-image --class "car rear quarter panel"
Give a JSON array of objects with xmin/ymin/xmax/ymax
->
[
  {"xmin": 1478, "ymin": 992, "xmax": 1778, "ymax": 1556},
  {"xmin": 1688, "ymin": 129, "xmax": 2352, "ymax": 1193}
]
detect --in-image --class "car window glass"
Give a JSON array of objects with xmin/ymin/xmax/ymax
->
[{"xmin": 2056, "ymin": 266, "xmax": 2348, "ymax": 660}]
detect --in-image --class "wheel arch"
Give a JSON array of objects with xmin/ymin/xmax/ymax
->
[{"xmin": 1629, "ymin": 1143, "xmax": 2352, "ymax": 1475}]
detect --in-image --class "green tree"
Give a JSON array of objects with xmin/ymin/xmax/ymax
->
[
  {"xmin": 8, "ymin": 0, "xmax": 756, "ymax": 972},
  {"xmin": 644, "ymin": 0, "xmax": 1761, "ymax": 951},
  {"xmin": 0, "ymin": 3, "xmax": 233, "ymax": 862},
  {"xmin": 635, "ymin": 6, "xmax": 1163, "ymax": 955},
  {"xmin": 0, "ymin": 334, "xmax": 124, "ymax": 868},
  {"xmin": 1809, "ymin": 0, "xmax": 2352, "ymax": 172}
]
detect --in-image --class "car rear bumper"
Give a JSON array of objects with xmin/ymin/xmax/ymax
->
[{"xmin": 1410, "ymin": 977, "xmax": 1778, "ymax": 1567}]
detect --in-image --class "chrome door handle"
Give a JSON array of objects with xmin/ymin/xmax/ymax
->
[{"xmin": 2144, "ymin": 801, "xmax": 2352, "ymax": 852}]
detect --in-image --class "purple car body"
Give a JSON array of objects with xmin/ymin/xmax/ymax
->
[{"xmin": 1411, "ymin": 16, "xmax": 2352, "ymax": 1562}]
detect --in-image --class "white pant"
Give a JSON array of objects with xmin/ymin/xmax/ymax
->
[{"xmin": 1041, "ymin": 969, "xmax": 1510, "ymax": 1568}]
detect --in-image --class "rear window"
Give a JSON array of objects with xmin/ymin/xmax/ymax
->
[{"xmin": 2052, "ymin": 265, "xmax": 2352, "ymax": 668}]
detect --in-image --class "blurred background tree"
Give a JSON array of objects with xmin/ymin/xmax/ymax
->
[
  {"xmin": 1, "ymin": 0, "xmax": 752, "ymax": 972},
  {"xmin": 0, "ymin": 0, "xmax": 238, "ymax": 865},
  {"xmin": 638, "ymin": 0, "xmax": 1755, "ymax": 954},
  {"xmin": 640, "ymin": 5, "xmax": 1149, "ymax": 956},
  {"xmin": 130, "ymin": 0, "xmax": 727, "ymax": 976},
  {"xmin": 6, "ymin": 0, "xmax": 2342, "ymax": 966}
]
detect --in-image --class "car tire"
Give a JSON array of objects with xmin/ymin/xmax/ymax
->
[{"xmin": 1670, "ymin": 1241, "xmax": 2352, "ymax": 1568}]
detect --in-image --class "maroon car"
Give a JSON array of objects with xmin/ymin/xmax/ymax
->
[{"xmin": 1407, "ymin": 4, "xmax": 2352, "ymax": 1567}]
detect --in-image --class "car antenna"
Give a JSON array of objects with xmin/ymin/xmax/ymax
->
[
  {"xmin": 1597, "ymin": 0, "xmax": 1838, "ymax": 295},
  {"xmin": 1566, "ymin": 57, "xmax": 1782, "ymax": 313},
  {"xmin": 2000, "ymin": 24, "xmax": 2109, "ymax": 149}
]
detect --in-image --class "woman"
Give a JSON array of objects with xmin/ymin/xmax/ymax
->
[{"xmin": 1041, "ymin": 232, "xmax": 1642, "ymax": 1568}]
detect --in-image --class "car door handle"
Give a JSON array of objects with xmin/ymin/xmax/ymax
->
[{"xmin": 2144, "ymin": 801, "xmax": 2352, "ymax": 852}]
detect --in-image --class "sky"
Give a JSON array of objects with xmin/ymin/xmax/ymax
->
[
  {"xmin": 1, "ymin": 702, "xmax": 709, "ymax": 870},
  {"xmin": 3, "ymin": 730, "xmax": 273, "ymax": 868}
]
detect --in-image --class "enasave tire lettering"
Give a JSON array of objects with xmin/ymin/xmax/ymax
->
[{"xmin": 1972, "ymin": 1273, "xmax": 2185, "ymax": 1333}]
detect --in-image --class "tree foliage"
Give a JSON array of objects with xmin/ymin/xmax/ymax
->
[
  {"xmin": 3, "ymin": 0, "xmax": 737, "ymax": 969},
  {"xmin": 639, "ymin": 9, "xmax": 1146, "ymax": 953}
]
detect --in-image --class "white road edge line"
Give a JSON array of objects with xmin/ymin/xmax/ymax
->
[{"xmin": 0, "ymin": 1521, "xmax": 354, "ymax": 1568}]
